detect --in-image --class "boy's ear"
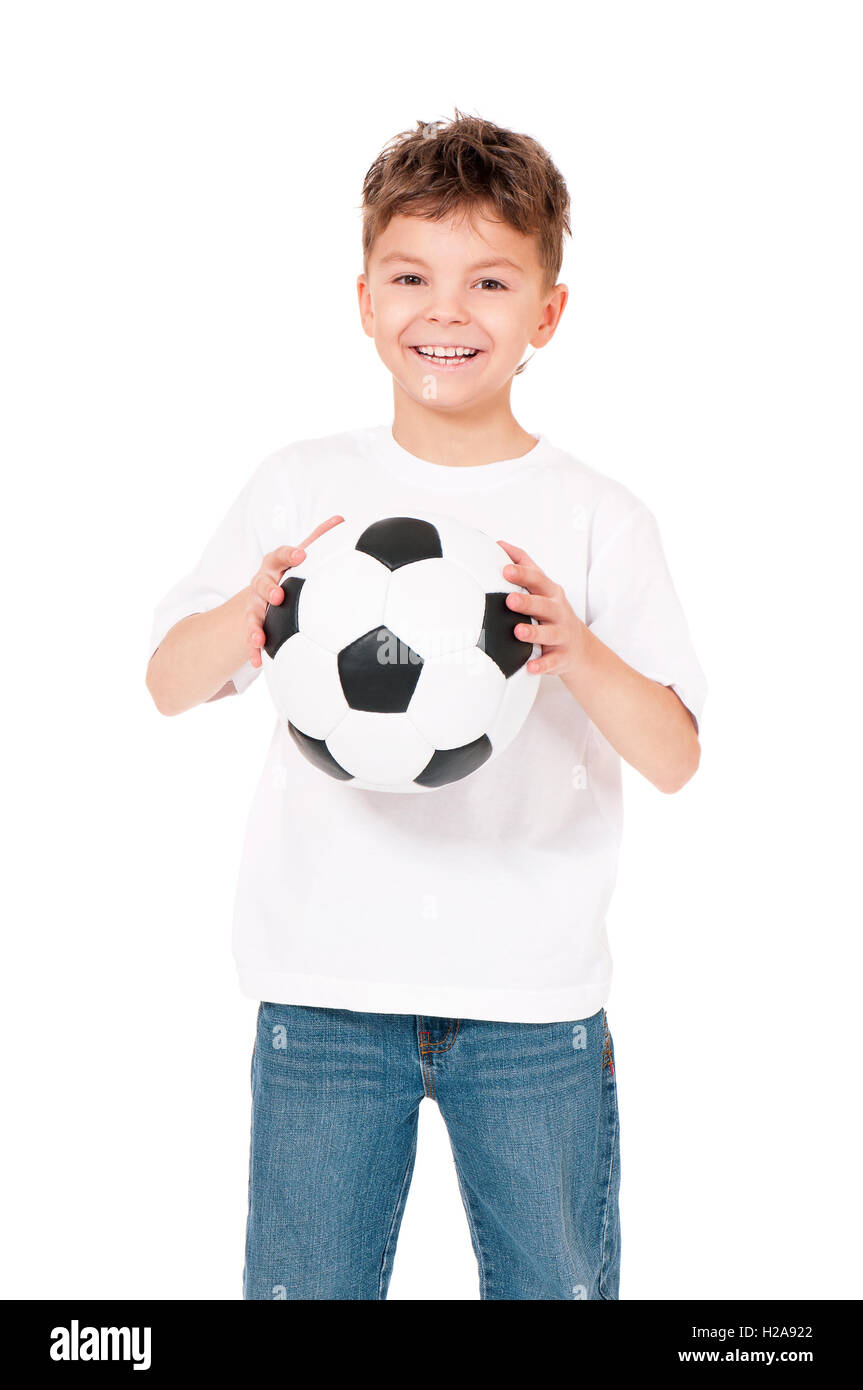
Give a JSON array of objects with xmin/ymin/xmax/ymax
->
[
  {"xmin": 529, "ymin": 282, "xmax": 568, "ymax": 349},
  {"xmin": 357, "ymin": 273, "xmax": 374, "ymax": 337}
]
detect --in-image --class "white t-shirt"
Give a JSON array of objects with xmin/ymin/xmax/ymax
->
[{"xmin": 148, "ymin": 424, "xmax": 707, "ymax": 1022}]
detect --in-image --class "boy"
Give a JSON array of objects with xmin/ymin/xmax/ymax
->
[{"xmin": 146, "ymin": 111, "xmax": 706, "ymax": 1301}]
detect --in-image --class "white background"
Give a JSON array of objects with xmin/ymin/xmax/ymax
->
[{"xmin": 2, "ymin": 0, "xmax": 861, "ymax": 1300}]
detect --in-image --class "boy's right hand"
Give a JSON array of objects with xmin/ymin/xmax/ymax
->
[{"xmin": 246, "ymin": 514, "xmax": 344, "ymax": 669}]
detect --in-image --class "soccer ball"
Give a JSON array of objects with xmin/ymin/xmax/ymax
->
[{"xmin": 261, "ymin": 513, "xmax": 541, "ymax": 792}]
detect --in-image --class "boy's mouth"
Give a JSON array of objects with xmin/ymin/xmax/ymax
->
[{"xmin": 407, "ymin": 344, "xmax": 484, "ymax": 369}]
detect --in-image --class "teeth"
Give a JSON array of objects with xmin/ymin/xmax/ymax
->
[{"xmin": 415, "ymin": 346, "xmax": 478, "ymax": 358}]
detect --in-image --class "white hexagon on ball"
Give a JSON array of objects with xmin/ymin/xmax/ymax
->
[
  {"xmin": 383, "ymin": 556, "xmax": 485, "ymax": 659},
  {"xmin": 298, "ymin": 549, "xmax": 390, "ymax": 654},
  {"xmin": 327, "ymin": 710, "xmax": 433, "ymax": 785},
  {"xmin": 268, "ymin": 634, "xmax": 347, "ymax": 740},
  {"xmin": 407, "ymin": 647, "xmax": 504, "ymax": 749}
]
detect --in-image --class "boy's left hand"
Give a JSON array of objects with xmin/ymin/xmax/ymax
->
[{"xmin": 498, "ymin": 540, "xmax": 588, "ymax": 678}]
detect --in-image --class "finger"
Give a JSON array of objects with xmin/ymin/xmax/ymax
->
[
  {"xmin": 245, "ymin": 592, "xmax": 271, "ymax": 653},
  {"xmin": 248, "ymin": 616, "xmax": 273, "ymax": 670},
  {"xmin": 497, "ymin": 540, "xmax": 534, "ymax": 566},
  {"xmin": 526, "ymin": 651, "xmax": 563, "ymax": 675},
  {"xmin": 299, "ymin": 514, "xmax": 345, "ymax": 549},
  {"xmin": 257, "ymin": 546, "xmax": 306, "ymax": 597},
  {"xmin": 247, "ymin": 615, "xmax": 266, "ymax": 653},
  {"xmin": 249, "ymin": 575, "xmax": 284, "ymax": 610},
  {"xmin": 254, "ymin": 552, "xmax": 305, "ymax": 605},
  {"xmin": 261, "ymin": 514, "xmax": 343, "ymax": 592},
  {"xmin": 516, "ymin": 622, "xmax": 563, "ymax": 645},
  {"xmin": 502, "ymin": 561, "xmax": 559, "ymax": 598},
  {"xmin": 506, "ymin": 591, "xmax": 557, "ymax": 621},
  {"xmin": 268, "ymin": 542, "xmax": 307, "ymax": 568}
]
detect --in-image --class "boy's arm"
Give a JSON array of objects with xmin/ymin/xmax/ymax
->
[
  {"xmin": 559, "ymin": 626, "xmax": 700, "ymax": 793},
  {"xmin": 499, "ymin": 538, "xmax": 703, "ymax": 795},
  {"xmin": 146, "ymin": 586, "xmax": 252, "ymax": 717}
]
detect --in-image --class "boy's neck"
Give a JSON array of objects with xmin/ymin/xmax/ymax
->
[{"xmin": 391, "ymin": 393, "xmax": 538, "ymax": 468}]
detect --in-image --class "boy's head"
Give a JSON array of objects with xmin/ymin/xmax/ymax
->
[{"xmin": 357, "ymin": 110, "xmax": 571, "ymax": 414}]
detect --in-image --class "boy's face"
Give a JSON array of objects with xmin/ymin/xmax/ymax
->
[{"xmin": 357, "ymin": 206, "xmax": 567, "ymax": 411}]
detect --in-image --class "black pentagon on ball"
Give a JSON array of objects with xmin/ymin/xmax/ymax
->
[
  {"xmin": 338, "ymin": 626, "xmax": 422, "ymax": 712},
  {"xmin": 287, "ymin": 723, "xmax": 354, "ymax": 781},
  {"xmin": 355, "ymin": 516, "xmax": 443, "ymax": 571},
  {"xmin": 263, "ymin": 575, "xmax": 304, "ymax": 660},
  {"xmin": 414, "ymin": 735, "xmax": 493, "ymax": 788},
  {"xmin": 479, "ymin": 592, "xmax": 535, "ymax": 678}
]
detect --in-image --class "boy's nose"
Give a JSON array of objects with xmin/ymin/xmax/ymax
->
[{"xmin": 424, "ymin": 309, "xmax": 470, "ymax": 326}]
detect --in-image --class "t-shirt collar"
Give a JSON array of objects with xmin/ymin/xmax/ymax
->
[{"xmin": 368, "ymin": 423, "xmax": 554, "ymax": 492}]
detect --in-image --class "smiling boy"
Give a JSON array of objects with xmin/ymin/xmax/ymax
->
[{"xmin": 147, "ymin": 111, "xmax": 706, "ymax": 1300}]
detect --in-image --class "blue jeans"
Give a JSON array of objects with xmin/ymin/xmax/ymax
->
[{"xmin": 243, "ymin": 1002, "xmax": 621, "ymax": 1300}]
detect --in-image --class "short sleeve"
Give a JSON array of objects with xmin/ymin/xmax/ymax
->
[
  {"xmin": 147, "ymin": 462, "xmax": 270, "ymax": 697},
  {"xmin": 586, "ymin": 502, "xmax": 707, "ymax": 734}
]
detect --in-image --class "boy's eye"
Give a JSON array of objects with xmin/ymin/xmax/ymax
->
[{"xmin": 391, "ymin": 275, "xmax": 508, "ymax": 291}]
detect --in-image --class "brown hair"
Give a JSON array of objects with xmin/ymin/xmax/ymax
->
[{"xmin": 361, "ymin": 107, "xmax": 571, "ymax": 297}]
